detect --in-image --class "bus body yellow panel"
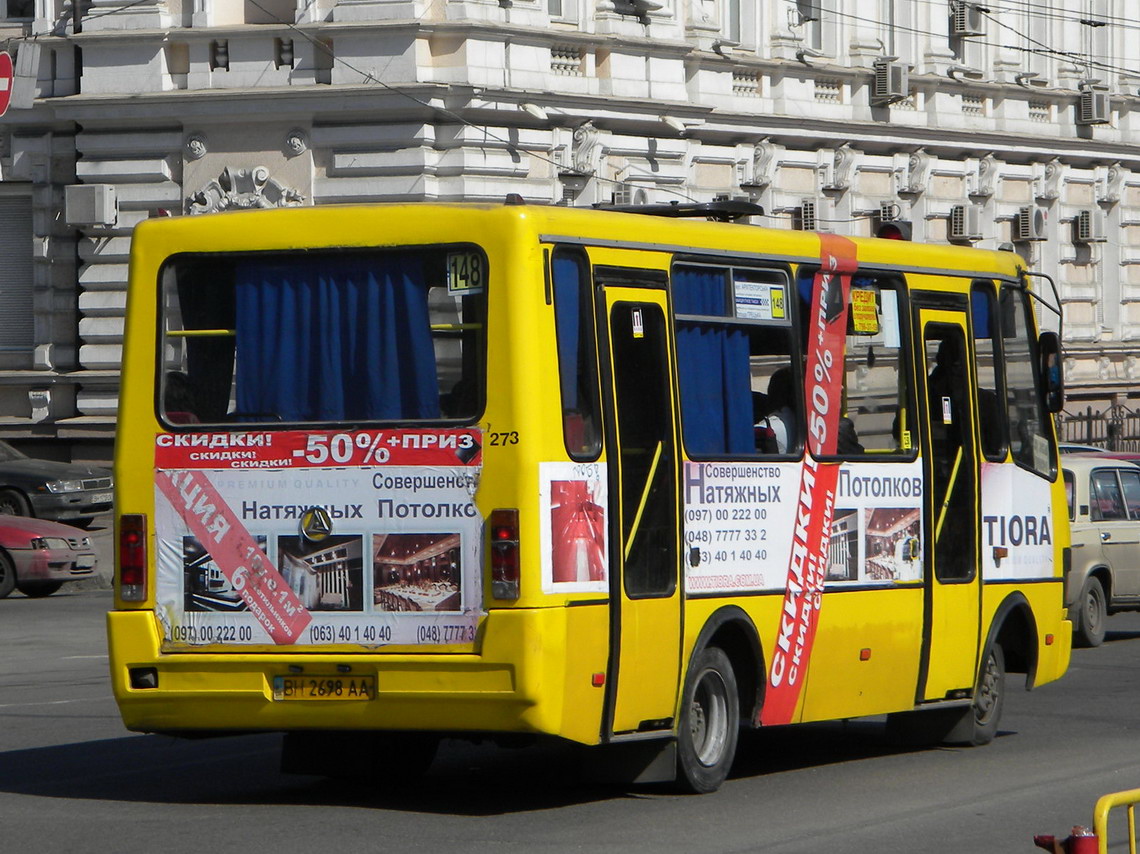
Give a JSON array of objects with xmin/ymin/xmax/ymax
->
[{"xmin": 798, "ymin": 588, "xmax": 924, "ymax": 721}]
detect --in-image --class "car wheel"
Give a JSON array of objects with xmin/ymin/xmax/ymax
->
[
  {"xmin": 969, "ymin": 644, "xmax": 1005, "ymax": 746},
  {"xmin": 16, "ymin": 581, "xmax": 63, "ymax": 598},
  {"xmin": 0, "ymin": 488, "xmax": 30, "ymax": 517},
  {"xmin": 676, "ymin": 646, "xmax": 739, "ymax": 794},
  {"xmin": 0, "ymin": 551, "xmax": 15, "ymax": 599},
  {"xmin": 1076, "ymin": 576, "xmax": 1107, "ymax": 648}
]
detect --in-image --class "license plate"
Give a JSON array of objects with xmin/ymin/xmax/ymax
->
[
  {"xmin": 75, "ymin": 555, "xmax": 95, "ymax": 570},
  {"xmin": 272, "ymin": 674, "xmax": 376, "ymax": 701},
  {"xmin": 92, "ymin": 492, "xmax": 112, "ymax": 504}
]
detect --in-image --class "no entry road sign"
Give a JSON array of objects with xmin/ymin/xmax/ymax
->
[{"xmin": 0, "ymin": 52, "xmax": 12, "ymax": 118}]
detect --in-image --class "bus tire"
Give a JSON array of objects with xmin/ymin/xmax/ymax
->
[
  {"xmin": 967, "ymin": 643, "xmax": 1005, "ymax": 746},
  {"xmin": 1075, "ymin": 576, "xmax": 1107, "ymax": 648},
  {"xmin": 676, "ymin": 646, "xmax": 739, "ymax": 794}
]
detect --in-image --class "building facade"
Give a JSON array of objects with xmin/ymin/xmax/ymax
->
[{"xmin": 1, "ymin": 0, "xmax": 1138, "ymax": 459}]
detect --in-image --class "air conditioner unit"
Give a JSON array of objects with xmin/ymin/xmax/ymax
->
[
  {"xmin": 612, "ymin": 184, "xmax": 650, "ymax": 206},
  {"xmin": 1077, "ymin": 90, "xmax": 1110, "ymax": 125},
  {"xmin": 872, "ymin": 60, "xmax": 909, "ymax": 105},
  {"xmin": 794, "ymin": 200, "xmax": 818, "ymax": 232},
  {"xmin": 949, "ymin": 204, "xmax": 983, "ymax": 241},
  {"xmin": 64, "ymin": 184, "xmax": 118, "ymax": 227},
  {"xmin": 1073, "ymin": 208, "xmax": 1107, "ymax": 243},
  {"xmin": 950, "ymin": 2, "xmax": 984, "ymax": 37},
  {"xmin": 1014, "ymin": 206, "xmax": 1047, "ymax": 242}
]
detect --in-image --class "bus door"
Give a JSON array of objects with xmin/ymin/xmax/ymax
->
[
  {"xmin": 916, "ymin": 307, "xmax": 982, "ymax": 701},
  {"xmin": 596, "ymin": 281, "xmax": 683, "ymax": 737}
]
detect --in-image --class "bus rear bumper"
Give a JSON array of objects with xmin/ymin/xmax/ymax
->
[{"xmin": 106, "ymin": 607, "xmax": 603, "ymax": 743}]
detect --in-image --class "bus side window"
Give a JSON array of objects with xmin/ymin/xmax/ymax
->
[
  {"xmin": 797, "ymin": 269, "xmax": 914, "ymax": 458},
  {"xmin": 674, "ymin": 263, "xmax": 799, "ymax": 458},
  {"xmin": 999, "ymin": 287, "xmax": 1054, "ymax": 477},
  {"xmin": 551, "ymin": 248, "xmax": 603, "ymax": 459},
  {"xmin": 971, "ymin": 282, "xmax": 1006, "ymax": 460}
]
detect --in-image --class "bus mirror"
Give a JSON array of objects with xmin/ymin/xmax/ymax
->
[{"xmin": 1039, "ymin": 331, "xmax": 1064, "ymax": 413}]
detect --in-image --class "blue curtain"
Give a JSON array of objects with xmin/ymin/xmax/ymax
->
[
  {"xmin": 674, "ymin": 268, "xmax": 752, "ymax": 455},
  {"xmin": 234, "ymin": 255, "xmax": 440, "ymax": 422}
]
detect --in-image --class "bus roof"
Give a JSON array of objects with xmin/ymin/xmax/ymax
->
[{"xmin": 130, "ymin": 201, "xmax": 1026, "ymax": 282}]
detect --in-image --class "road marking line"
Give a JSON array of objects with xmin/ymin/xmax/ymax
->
[
  {"xmin": 0, "ymin": 697, "xmax": 109, "ymax": 709},
  {"xmin": 63, "ymin": 654, "xmax": 109, "ymax": 659}
]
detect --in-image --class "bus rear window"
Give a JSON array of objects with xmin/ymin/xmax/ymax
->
[{"xmin": 158, "ymin": 247, "xmax": 486, "ymax": 426}]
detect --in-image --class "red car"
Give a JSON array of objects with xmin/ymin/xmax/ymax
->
[{"xmin": 0, "ymin": 515, "xmax": 97, "ymax": 598}]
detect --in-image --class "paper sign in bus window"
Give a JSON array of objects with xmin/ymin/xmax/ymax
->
[
  {"xmin": 540, "ymin": 462, "xmax": 609, "ymax": 594},
  {"xmin": 850, "ymin": 289, "xmax": 879, "ymax": 334},
  {"xmin": 734, "ymin": 280, "xmax": 787, "ymax": 322},
  {"xmin": 446, "ymin": 251, "xmax": 485, "ymax": 295}
]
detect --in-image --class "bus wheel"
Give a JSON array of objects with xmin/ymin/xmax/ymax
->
[
  {"xmin": 969, "ymin": 644, "xmax": 1005, "ymax": 746},
  {"xmin": 676, "ymin": 646, "xmax": 739, "ymax": 794},
  {"xmin": 1075, "ymin": 576, "xmax": 1107, "ymax": 648}
]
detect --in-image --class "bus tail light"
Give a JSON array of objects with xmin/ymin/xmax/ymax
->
[
  {"xmin": 119, "ymin": 514, "xmax": 148, "ymax": 602},
  {"xmin": 490, "ymin": 508, "xmax": 520, "ymax": 600}
]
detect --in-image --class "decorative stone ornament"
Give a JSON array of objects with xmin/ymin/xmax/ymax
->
[
  {"xmin": 826, "ymin": 143, "xmax": 857, "ymax": 190},
  {"xmin": 187, "ymin": 165, "xmax": 305, "ymax": 214},
  {"xmin": 185, "ymin": 133, "xmax": 208, "ymax": 160},
  {"xmin": 901, "ymin": 148, "xmax": 932, "ymax": 194},
  {"xmin": 285, "ymin": 130, "xmax": 308, "ymax": 157},
  {"xmin": 744, "ymin": 139, "xmax": 776, "ymax": 189},
  {"xmin": 572, "ymin": 121, "xmax": 601, "ymax": 176},
  {"xmin": 972, "ymin": 152, "xmax": 997, "ymax": 198},
  {"xmin": 1099, "ymin": 162, "xmax": 1124, "ymax": 205}
]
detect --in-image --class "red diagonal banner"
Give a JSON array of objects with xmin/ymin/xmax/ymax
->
[
  {"xmin": 157, "ymin": 469, "xmax": 312, "ymax": 644},
  {"xmin": 761, "ymin": 234, "xmax": 858, "ymax": 726}
]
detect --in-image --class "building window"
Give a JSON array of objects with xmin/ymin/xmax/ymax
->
[
  {"xmin": 1, "ymin": 0, "xmax": 34, "ymax": 19},
  {"xmin": 0, "ymin": 194, "xmax": 34, "ymax": 353},
  {"xmin": 725, "ymin": 0, "xmax": 740, "ymax": 43},
  {"xmin": 798, "ymin": 0, "xmax": 834, "ymax": 55}
]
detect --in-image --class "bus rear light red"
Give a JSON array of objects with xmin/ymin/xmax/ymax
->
[
  {"xmin": 119, "ymin": 514, "xmax": 148, "ymax": 602},
  {"xmin": 490, "ymin": 508, "xmax": 520, "ymax": 600}
]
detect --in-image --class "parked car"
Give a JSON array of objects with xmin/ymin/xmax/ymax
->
[
  {"xmin": 1063, "ymin": 454, "xmax": 1140, "ymax": 646},
  {"xmin": 0, "ymin": 514, "xmax": 97, "ymax": 598},
  {"xmin": 0, "ymin": 440, "xmax": 113, "ymax": 528},
  {"xmin": 1060, "ymin": 443, "xmax": 1106, "ymax": 454}
]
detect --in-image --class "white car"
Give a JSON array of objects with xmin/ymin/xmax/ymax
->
[{"xmin": 1063, "ymin": 455, "xmax": 1140, "ymax": 646}]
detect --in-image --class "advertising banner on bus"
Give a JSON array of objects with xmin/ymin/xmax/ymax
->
[{"xmin": 152, "ymin": 428, "xmax": 483, "ymax": 648}]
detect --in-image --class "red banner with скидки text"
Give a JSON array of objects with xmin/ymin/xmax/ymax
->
[{"xmin": 761, "ymin": 234, "xmax": 858, "ymax": 726}]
